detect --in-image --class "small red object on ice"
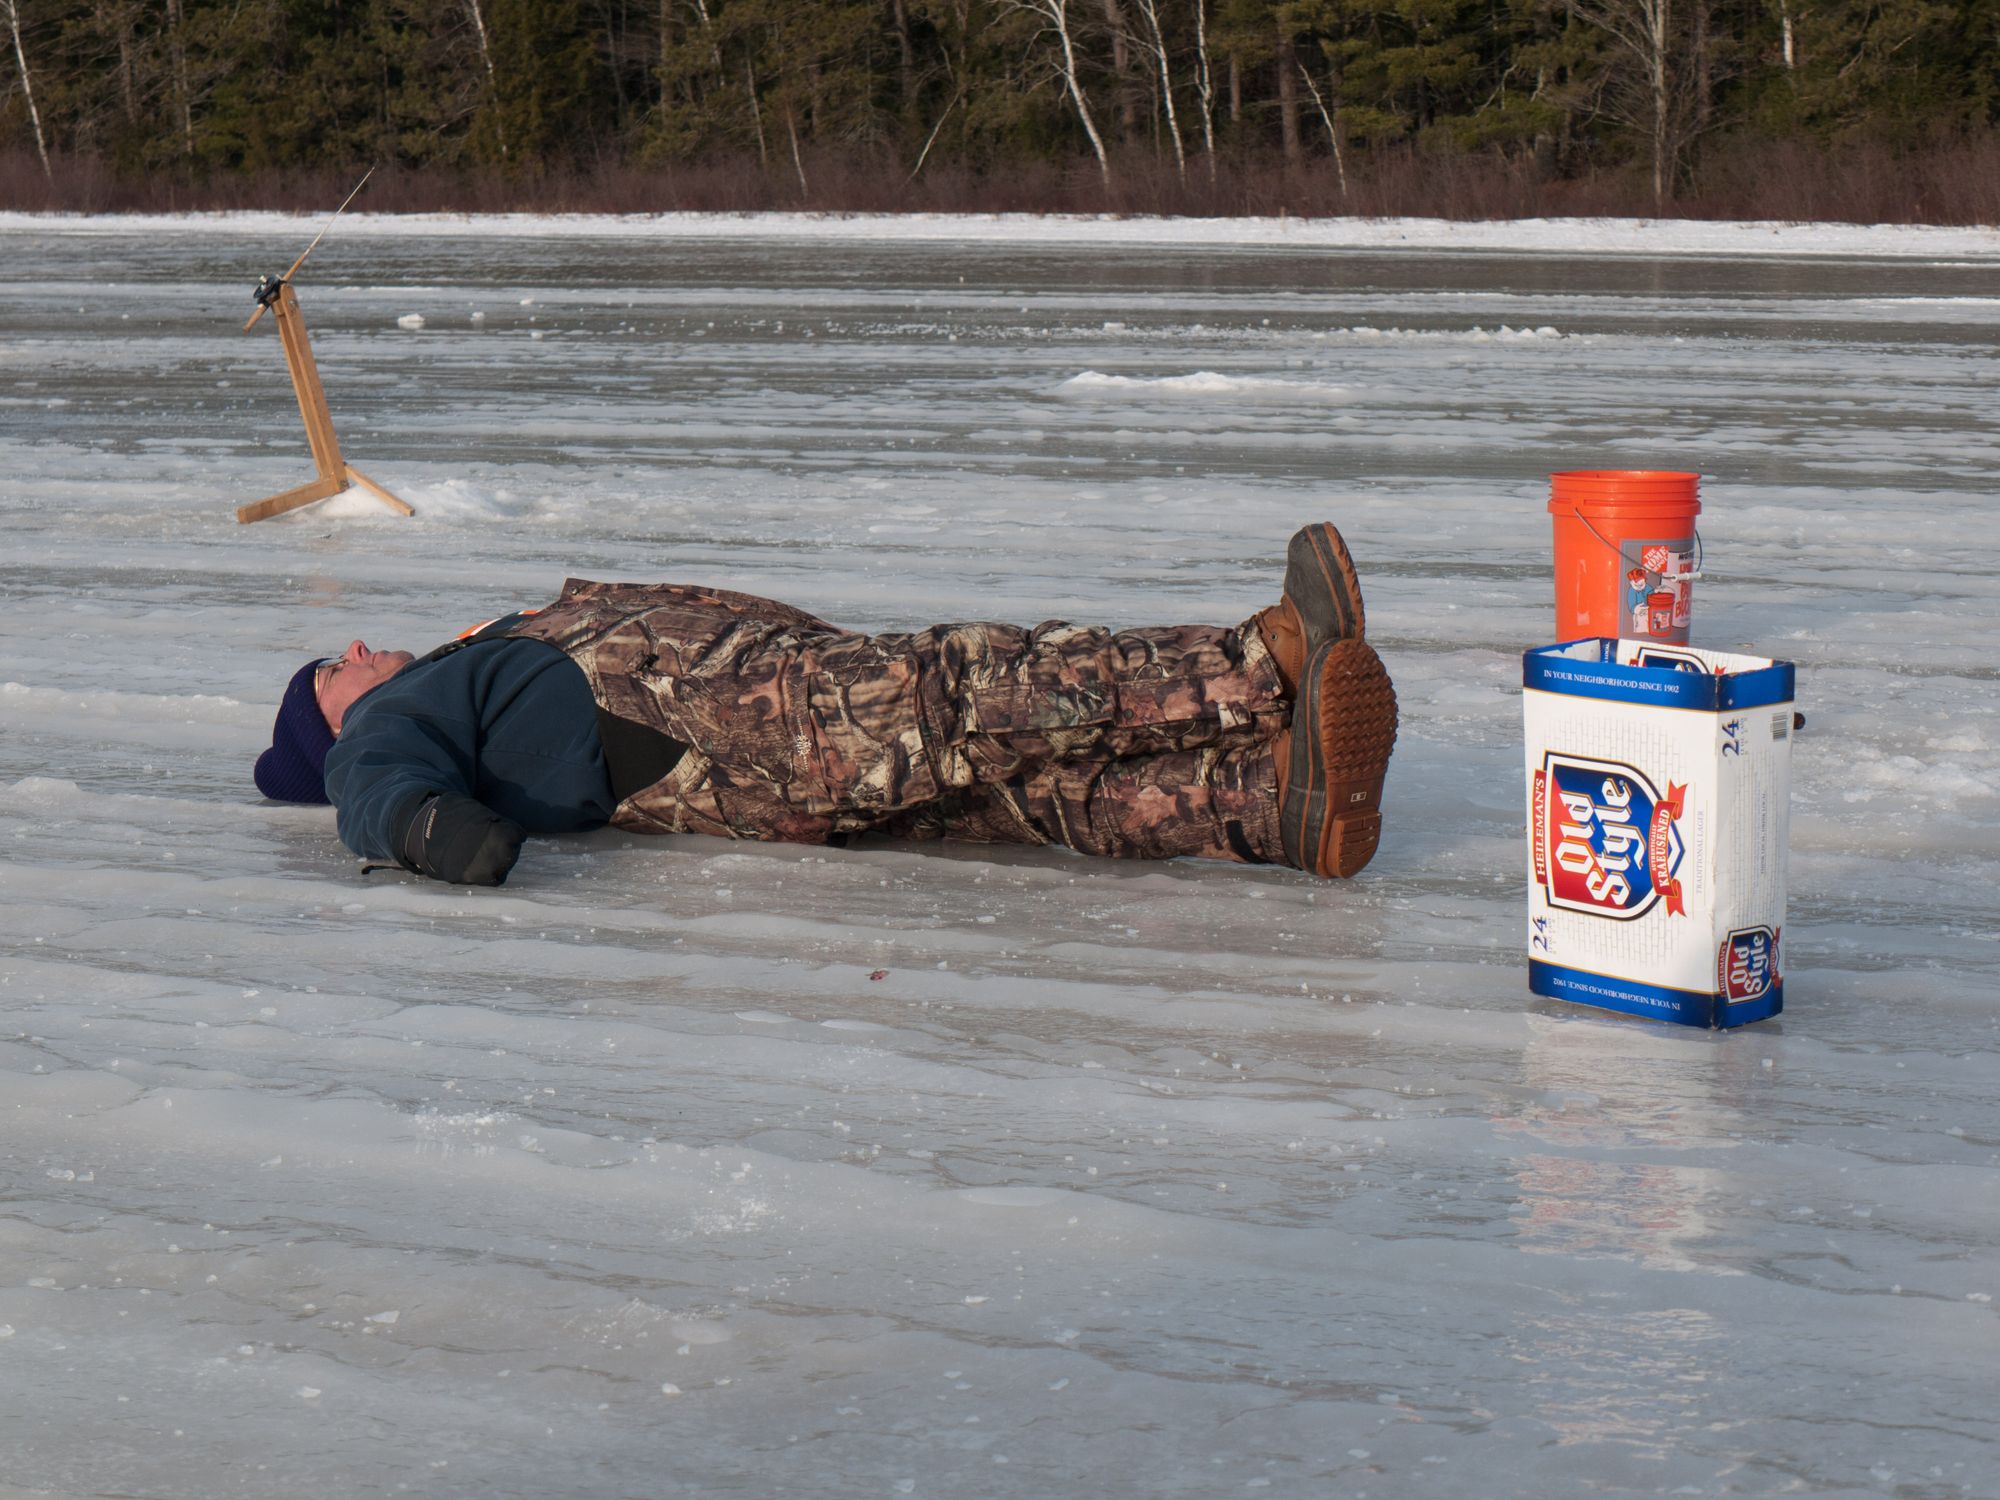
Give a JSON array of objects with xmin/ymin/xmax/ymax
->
[{"xmin": 868, "ymin": 969, "xmax": 888, "ymax": 981}]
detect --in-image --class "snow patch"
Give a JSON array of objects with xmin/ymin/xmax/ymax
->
[{"xmin": 1060, "ymin": 370, "xmax": 1354, "ymax": 400}]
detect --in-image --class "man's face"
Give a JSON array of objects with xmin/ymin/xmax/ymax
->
[{"xmin": 316, "ymin": 640, "xmax": 414, "ymax": 734}]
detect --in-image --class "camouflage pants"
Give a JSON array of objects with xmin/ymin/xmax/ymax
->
[
  {"xmin": 510, "ymin": 580, "xmax": 1290, "ymax": 865},
  {"xmin": 874, "ymin": 740, "xmax": 1287, "ymax": 865}
]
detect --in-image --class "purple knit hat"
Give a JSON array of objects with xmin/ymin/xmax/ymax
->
[{"xmin": 254, "ymin": 659, "xmax": 336, "ymax": 804}]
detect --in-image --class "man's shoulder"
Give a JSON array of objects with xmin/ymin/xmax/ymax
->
[{"xmin": 340, "ymin": 643, "xmax": 495, "ymax": 730}]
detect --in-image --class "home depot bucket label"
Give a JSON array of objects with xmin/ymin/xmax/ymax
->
[
  {"xmin": 1523, "ymin": 639, "xmax": 1795, "ymax": 1028},
  {"xmin": 1621, "ymin": 538, "xmax": 1696, "ymax": 638}
]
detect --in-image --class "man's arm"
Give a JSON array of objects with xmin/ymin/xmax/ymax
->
[
  {"xmin": 325, "ymin": 708, "xmax": 470, "ymax": 862},
  {"xmin": 323, "ymin": 685, "xmax": 524, "ymax": 885},
  {"xmin": 323, "ymin": 639, "xmax": 616, "ymax": 886}
]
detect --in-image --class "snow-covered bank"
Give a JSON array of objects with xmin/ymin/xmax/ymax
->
[{"xmin": 3, "ymin": 207, "xmax": 1998, "ymax": 259}]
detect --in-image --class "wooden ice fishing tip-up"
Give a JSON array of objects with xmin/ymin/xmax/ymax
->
[{"xmin": 234, "ymin": 168, "xmax": 414, "ymax": 525}]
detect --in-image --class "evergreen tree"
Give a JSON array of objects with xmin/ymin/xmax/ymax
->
[{"xmin": 0, "ymin": 0, "xmax": 1994, "ymax": 211}]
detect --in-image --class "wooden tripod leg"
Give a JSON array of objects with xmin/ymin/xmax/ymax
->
[
  {"xmin": 274, "ymin": 282, "xmax": 345, "ymax": 480},
  {"xmin": 343, "ymin": 464, "xmax": 415, "ymax": 517},
  {"xmin": 236, "ymin": 473, "xmax": 346, "ymax": 526}
]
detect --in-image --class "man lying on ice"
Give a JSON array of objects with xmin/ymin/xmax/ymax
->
[{"xmin": 253, "ymin": 524, "xmax": 1398, "ymax": 887}]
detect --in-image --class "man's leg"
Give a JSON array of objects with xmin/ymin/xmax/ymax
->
[
  {"xmin": 612, "ymin": 618, "xmax": 1286, "ymax": 843},
  {"xmin": 879, "ymin": 741, "xmax": 1286, "ymax": 866},
  {"xmin": 841, "ymin": 616, "xmax": 1289, "ymax": 794},
  {"xmin": 614, "ymin": 625, "xmax": 1395, "ymax": 878},
  {"xmin": 597, "ymin": 608, "xmax": 1281, "ymax": 823},
  {"xmin": 591, "ymin": 526, "xmax": 1392, "ymax": 872}
]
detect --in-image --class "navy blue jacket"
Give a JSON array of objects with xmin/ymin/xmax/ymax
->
[{"xmin": 324, "ymin": 638, "xmax": 616, "ymax": 864}]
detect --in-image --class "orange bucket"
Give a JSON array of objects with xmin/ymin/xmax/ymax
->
[{"xmin": 1548, "ymin": 470, "xmax": 1701, "ymax": 642}]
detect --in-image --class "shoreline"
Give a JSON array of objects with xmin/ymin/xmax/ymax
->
[{"xmin": 3, "ymin": 209, "xmax": 1997, "ymax": 260}]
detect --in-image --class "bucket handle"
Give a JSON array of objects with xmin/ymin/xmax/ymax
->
[{"xmin": 1569, "ymin": 506, "xmax": 1704, "ymax": 580}]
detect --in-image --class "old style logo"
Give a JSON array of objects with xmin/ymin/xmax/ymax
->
[
  {"xmin": 1719, "ymin": 925, "xmax": 1780, "ymax": 1002},
  {"xmin": 1533, "ymin": 752, "xmax": 1687, "ymax": 920}
]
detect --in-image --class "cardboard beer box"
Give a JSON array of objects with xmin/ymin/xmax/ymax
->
[{"xmin": 1522, "ymin": 639, "xmax": 1795, "ymax": 1028}]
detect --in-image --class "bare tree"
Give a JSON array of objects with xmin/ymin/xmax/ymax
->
[
  {"xmin": 1, "ymin": 0, "xmax": 50, "ymax": 181},
  {"xmin": 1131, "ymin": 0, "xmax": 1185, "ymax": 179},
  {"xmin": 657, "ymin": 0, "xmax": 726, "ymax": 140},
  {"xmin": 908, "ymin": 88, "xmax": 961, "ymax": 180},
  {"xmin": 888, "ymin": 0, "xmax": 916, "ymax": 111},
  {"xmin": 1098, "ymin": 0, "xmax": 1138, "ymax": 138},
  {"xmin": 1190, "ymin": 0, "xmax": 1216, "ymax": 181},
  {"xmin": 165, "ymin": 0, "xmax": 193, "ymax": 157},
  {"xmin": 687, "ymin": 0, "xmax": 723, "ymax": 70},
  {"xmin": 1298, "ymin": 61, "xmax": 1346, "ymax": 203},
  {"xmin": 1564, "ymin": 0, "xmax": 1720, "ymax": 208},
  {"xmin": 462, "ymin": 0, "xmax": 508, "ymax": 159},
  {"xmin": 93, "ymin": 0, "xmax": 142, "ymax": 128},
  {"xmin": 745, "ymin": 59, "xmax": 768, "ymax": 164},
  {"xmin": 785, "ymin": 104, "xmax": 808, "ymax": 197},
  {"xmin": 1274, "ymin": 20, "xmax": 1301, "ymax": 167},
  {"xmin": 1005, "ymin": 0, "xmax": 1113, "ymax": 187}
]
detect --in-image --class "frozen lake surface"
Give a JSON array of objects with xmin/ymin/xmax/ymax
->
[{"xmin": 1, "ymin": 215, "xmax": 1996, "ymax": 1498}]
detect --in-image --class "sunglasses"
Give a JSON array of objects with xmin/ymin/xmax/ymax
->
[{"xmin": 314, "ymin": 656, "xmax": 346, "ymax": 700}]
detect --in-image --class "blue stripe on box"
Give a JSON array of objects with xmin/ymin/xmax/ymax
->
[
  {"xmin": 1728, "ymin": 983, "xmax": 1783, "ymax": 1027},
  {"xmin": 1523, "ymin": 642, "xmax": 1794, "ymax": 711},
  {"xmin": 1718, "ymin": 660, "xmax": 1796, "ymax": 711},
  {"xmin": 1529, "ymin": 960, "xmax": 1783, "ymax": 1029}
]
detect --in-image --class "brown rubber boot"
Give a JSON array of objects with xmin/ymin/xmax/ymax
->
[
  {"xmin": 1275, "ymin": 637, "xmax": 1398, "ymax": 878},
  {"xmin": 1254, "ymin": 523, "xmax": 1368, "ymax": 697},
  {"xmin": 1256, "ymin": 601, "xmax": 1307, "ymax": 696}
]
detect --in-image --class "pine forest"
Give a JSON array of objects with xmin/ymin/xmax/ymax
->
[{"xmin": 2, "ymin": 0, "xmax": 1996, "ymax": 220}]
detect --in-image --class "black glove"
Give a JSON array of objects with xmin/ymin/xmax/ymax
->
[{"xmin": 399, "ymin": 793, "xmax": 525, "ymax": 886}]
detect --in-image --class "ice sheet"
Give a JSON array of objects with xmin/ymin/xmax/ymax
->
[{"xmin": 1, "ymin": 216, "xmax": 1995, "ymax": 1498}]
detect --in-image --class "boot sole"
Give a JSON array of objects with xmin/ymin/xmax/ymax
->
[
  {"xmin": 1278, "ymin": 638, "xmax": 1398, "ymax": 878},
  {"xmin": 1284, "ymin": 524, "xmax": 1366, "ymax": 650}
]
